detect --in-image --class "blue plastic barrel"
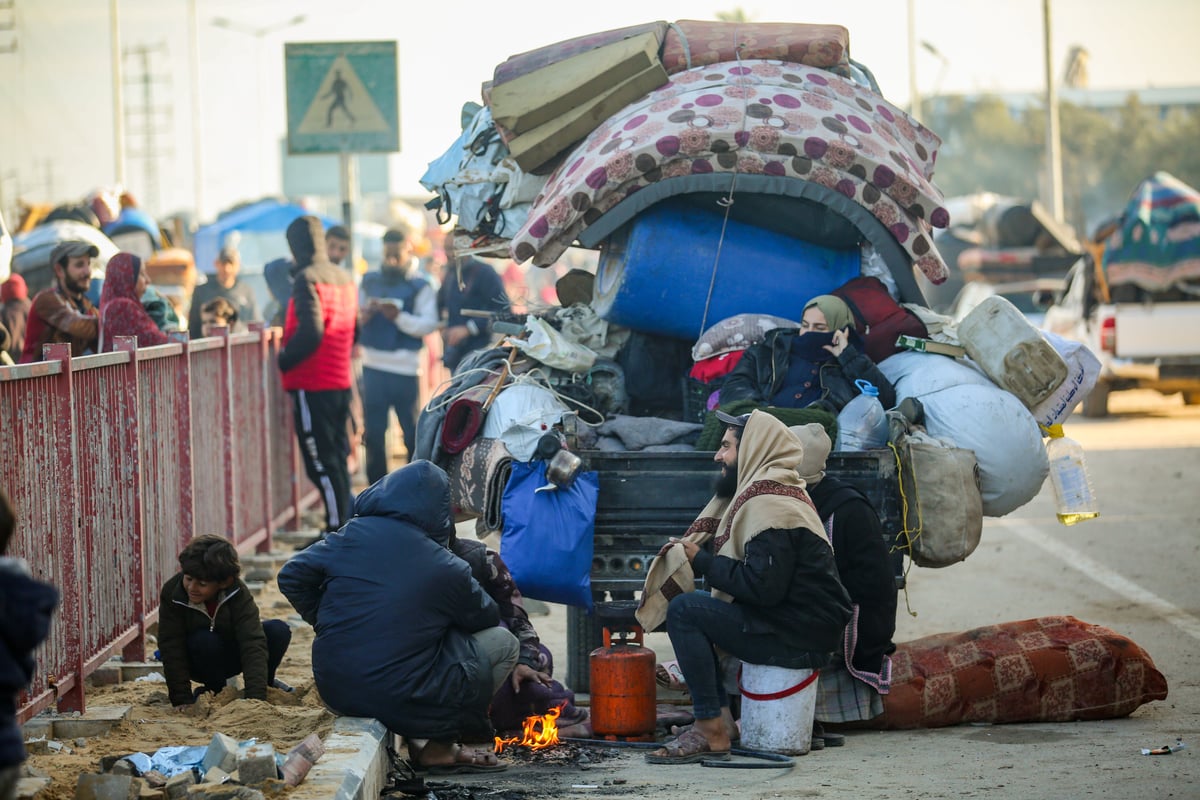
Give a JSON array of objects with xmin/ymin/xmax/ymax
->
[{"xmin": 594, "ymin": 200, "xmax": 861, "ymax": 340}]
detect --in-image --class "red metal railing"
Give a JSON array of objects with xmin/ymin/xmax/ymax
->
[{"xmin": 1, "ymin": 327, "xmax": 318, "ymax": 723}]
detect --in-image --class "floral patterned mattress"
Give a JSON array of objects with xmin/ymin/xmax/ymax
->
[{"xmin": 508, "ymin": 59, "xmax": 951, "ymax": 286}]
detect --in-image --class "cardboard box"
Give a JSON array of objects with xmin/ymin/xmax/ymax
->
[
  {"xmin": 491, "ymin": 31, "xmax": 662, "ymax": 135},
  {"xmin": 507, "ymin": 62, "xmax": 668, "ymax": 173}
]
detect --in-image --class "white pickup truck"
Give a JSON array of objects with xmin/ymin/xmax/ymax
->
[{"xmin": 1044, "ymin": 258, "xmax": 1200, "ymax": 416}]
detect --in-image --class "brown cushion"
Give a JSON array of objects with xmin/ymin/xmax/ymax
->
[{"xmin": 874, "ymin": 616, "xmax": 1168, "ymax": 729}]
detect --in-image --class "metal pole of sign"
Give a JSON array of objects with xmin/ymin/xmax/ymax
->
[{"xmin": 338, "ymin": 150, "xmax": 357, "ymax": 271}]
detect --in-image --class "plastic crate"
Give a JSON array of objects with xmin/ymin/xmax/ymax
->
[{"xmin": 682, "ymin": 376, "xmax": 722, "ymax": 424}]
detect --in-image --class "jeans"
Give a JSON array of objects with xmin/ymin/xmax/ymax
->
[
  {"xmin": 666, "ymin": 591, "xmax": 829, "ymax": 720},
  {"xmin": 362, "ymin": 367, "xmax": 420, "ymax": 485},
  {"xmin": 186, "ymin": 619, "xmax": 292, "ymax": 693}
]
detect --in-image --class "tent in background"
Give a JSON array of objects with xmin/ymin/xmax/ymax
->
[
  {"xmin": 193, "ymin": 200, "xmax": 337, "ymax": 276},
  {"xmin": 193, "ymin": 200, "xmax": 338, "ymax": 314}
]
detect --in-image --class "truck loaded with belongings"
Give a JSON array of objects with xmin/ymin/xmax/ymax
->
[{"xmin": 415, "ymin": 19, "xmax": 1102, "ymax": 692}]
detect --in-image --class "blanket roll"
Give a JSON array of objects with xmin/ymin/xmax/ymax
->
[{"xmin": 447, "ymin": 437, "xmax": 514, "ymax": 531}]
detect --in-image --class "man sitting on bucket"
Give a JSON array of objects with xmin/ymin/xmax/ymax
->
[{"xmin": 637, "ymin": 410, "xmax": 851, "ymax": 763}]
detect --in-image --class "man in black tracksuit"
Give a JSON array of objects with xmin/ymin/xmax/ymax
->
[{"xmin": 278, "ymin": 217, "xmax": 359, "ymax": 533}]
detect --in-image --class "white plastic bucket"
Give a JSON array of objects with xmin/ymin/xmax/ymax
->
[{"xmin": 738, "ymin": 664, "xmax": 819, "ymax": 755}]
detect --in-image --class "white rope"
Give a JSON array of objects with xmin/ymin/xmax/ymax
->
[{"xmin": 696, "ymin": 29, "xmax": 751, "ymax": 339}]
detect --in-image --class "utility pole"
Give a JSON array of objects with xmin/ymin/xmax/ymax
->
[
  {"xmin": 1043, "ymin": 0, "xmax": 1065, "ymax": 222},
  {"xmin": 906, "ymin": 0, "xmax": 921, "ymax": 120},
  {"xmin": 124, "ymin": 42, "xmax": 173, "ymax": 214},
  {"xmin": 111, "ymin": 0, "xmax": 125, "ymax": 185},
  {"xmin": 0, "ymin": 0, "xmax": 17, "ymax": 55}
]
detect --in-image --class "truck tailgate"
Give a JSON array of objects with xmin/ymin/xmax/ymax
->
[{"xmin": 1114, "ymin": 302, "xmax": 1200, "ymax": 358}]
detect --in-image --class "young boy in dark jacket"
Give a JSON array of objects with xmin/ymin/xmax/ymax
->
[
  {"xmin": 158, "ymin": 535, "xmax": 292, "ymax": 709},
  {"xmin": 0, "ymin": 489, "xmax": 60, "ymax": 799}
]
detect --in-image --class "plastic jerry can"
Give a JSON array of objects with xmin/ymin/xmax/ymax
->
[{"xmin": 957, "ymin": 294, "xmax": 1069, "ymax": 409}]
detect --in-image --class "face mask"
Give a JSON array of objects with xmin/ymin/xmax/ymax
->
[{"xmin": 792, "ymin": 330, "xmax": 837, "ymax": 362}]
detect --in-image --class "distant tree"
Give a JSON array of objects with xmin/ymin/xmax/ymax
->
[
  {"xmin": 715, "ymin": 8, "xmax": 751, "ymax": 22},
  {"xmin": 926, "ymin": 92, "xmax": 1200, "ymax": 238}
]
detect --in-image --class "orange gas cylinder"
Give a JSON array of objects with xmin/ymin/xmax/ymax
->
[{"xmin": 589, "ymin": 626, "xmax": 657, "ymax": 739}]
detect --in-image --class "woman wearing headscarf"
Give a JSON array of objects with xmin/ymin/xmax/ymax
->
[
  {"xmin": 718, "ymin": 294, "xmax": 895, "ymax": 414},
  {"xmin": 98, "ymin": 253, "xmax": 170, "ymax": 351}
]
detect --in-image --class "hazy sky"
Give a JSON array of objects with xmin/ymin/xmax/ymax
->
[{"xmin": 2, "ymin": 0, "xmax": 1198, "ymax": 223}]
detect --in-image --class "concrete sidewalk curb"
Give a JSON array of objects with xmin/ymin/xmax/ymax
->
[{"xmin": 289, "ymin": 717, "xmax": 389, "ymax": 800}]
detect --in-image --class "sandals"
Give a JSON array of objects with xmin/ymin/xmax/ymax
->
[
  {"xmin": 645, "ymin": 729, "xmax": 731, "ymax": 764},
  {"xmin": 410, "ymin": 742, "xmax": 507, "ymax": 774},
  {"xmin": 655, "ymin": 660, "xmax": 688, "ymax": 693}
]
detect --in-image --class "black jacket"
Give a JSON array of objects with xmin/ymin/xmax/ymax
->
[
  {"xmin": 158, "ymin": 574, "xmax": 270, "ymax": 707},
  {"xmin": 693, "ymin": 527, "xmax": 852, "ymax": 665},
  {"xmin": 808, "ymin": 477, "xmax": 898, "ymax": 674},
  {"xmin": 278, "ymin": 461, "xmax": 500, "ymax": 740},
  {"xmin": 437, "ymin": 257, "xmax": 510, "ymax": 371},
  {"xmin": 0, "ymin": 559, "xmax": 59, "ymax": 768},
  {"xmin": 720, "ymin": 328, "xmax": 896, "ymax": 413}
]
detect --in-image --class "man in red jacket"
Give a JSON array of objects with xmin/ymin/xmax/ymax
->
[
  {"xmin": 20, "ymin": 241, "xmax": 100, "ymax": 362},
  {"xmin": 279, "ymin": 216, "xmax": 358, "ymax": 534}
]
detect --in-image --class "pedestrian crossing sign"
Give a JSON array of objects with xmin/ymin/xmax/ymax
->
[{"xmin": 285, "ymin": 41, "xmax": 399, "ymax": 154}]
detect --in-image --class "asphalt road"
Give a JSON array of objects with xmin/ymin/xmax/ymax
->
[{"xmin": 493, "ymin": 390, "xmax": 1200, "ymax": 799}]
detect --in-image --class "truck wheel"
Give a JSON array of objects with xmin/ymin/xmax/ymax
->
[
  {"xmin": 1081, "ymin": 382, "xmax": 1110, "ymax": 418},
  {"xmin": 566, "ymin": 605, "xmax": 603, "ymax": 694}
]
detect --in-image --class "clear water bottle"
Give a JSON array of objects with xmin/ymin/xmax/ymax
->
[
  {"xmin": 835, "ymin": 380, "xmax": 890, "ymax": 451},
  {"xmin": 1043, "ymin": 424, "xmax": 1099, "ymax": 525}
]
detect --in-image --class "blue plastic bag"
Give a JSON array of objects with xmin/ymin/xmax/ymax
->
[{"xmin": 500, "ymin": 460, "xmax": 598, "ymax": 611}]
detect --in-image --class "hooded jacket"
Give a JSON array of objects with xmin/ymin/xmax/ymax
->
[
  {"xmin": 99, "ymin": 253, "xmax": 169, "ymax": 351},
  {"xmin": 0, "ymin": 557, "xmax": 59, "ymax": 768},
  {"xmin": 808, "ymin": 477, "xmax": 897, "ymax": 674},
  {"xmin": 689, "ymin": 412, "xmax": 853, "ymax": 660},
  {"xmin": 278, "ymin": 217, "xmax": 357, "ymax": 391},
  {"xmin": 157, "ymin": 573, "xmax": 270, "ymax": 707},
  {"xmin": 278, "ymin": 461, "xmax": 500, "ymax": 739},
  {"xmin": 720, "ymin": 327, "xmax": 896, "ymax": 413}
]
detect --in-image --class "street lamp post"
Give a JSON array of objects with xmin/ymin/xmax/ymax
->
[{"xmin": 210, "ymin": 14, "xmax": 306, "ymax": 199}]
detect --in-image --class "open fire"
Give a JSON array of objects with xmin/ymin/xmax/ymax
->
[{"xmin": 494, "ymin": 703, "xmax": 564, "ymax": 753}]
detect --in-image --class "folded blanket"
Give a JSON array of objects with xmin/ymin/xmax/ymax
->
[
  {"xmin": 447, "ymin": 437, "xmax": 514, "ymax": 531},
  {"xmin": 597, "ymin": 414, "xmax": 703, "ymax": 451}
]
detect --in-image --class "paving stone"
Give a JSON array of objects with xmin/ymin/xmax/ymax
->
[
  {"xmin": 23, "ymin": 738, "xmax": 50, "ymax": 756},
  {"xmin": 141, "ymin": 772, "xmax": 167, "ymax": 789},
  {"xmin": 200, "ymin": 769, "xmax": 228, "ymax": 787},
  {"xmin": 90, "ymin": 665, "xmax": 124, "ymax": 686},
  {"xmin": 163, "ymin": 772, "xmax": 196, "ymax": 800},
  {"xmin": 53, "ymin": 706, "xmax": 132, "ymax": 739},
  {"xmin": 235, "ymin": 743, "xmax": 276, "ymax": 786},
  {"xmin": 75, "ymin": 774, "xmax": 138, "ymax": 800},
  {"xmin": 15, "ymin": 776, "xmax": 51, "ymax": 800},
  {"xmin": 119, "ymin": 664, "xmax": 166, "ymax": 680},
  {"xmin": 242, "ymin": 568, "xmax": 274, "ymax": 582},
  {"xmin": 201, "ymin": 733, "xmax": 239, "ymax": 774},
  {"xmin": 186, "ymin": 786, "xmax": 263, "ymax": 800},
  {"xmin": 20, "ymin": 718, "xmax": 52, "ymax": 740}
]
